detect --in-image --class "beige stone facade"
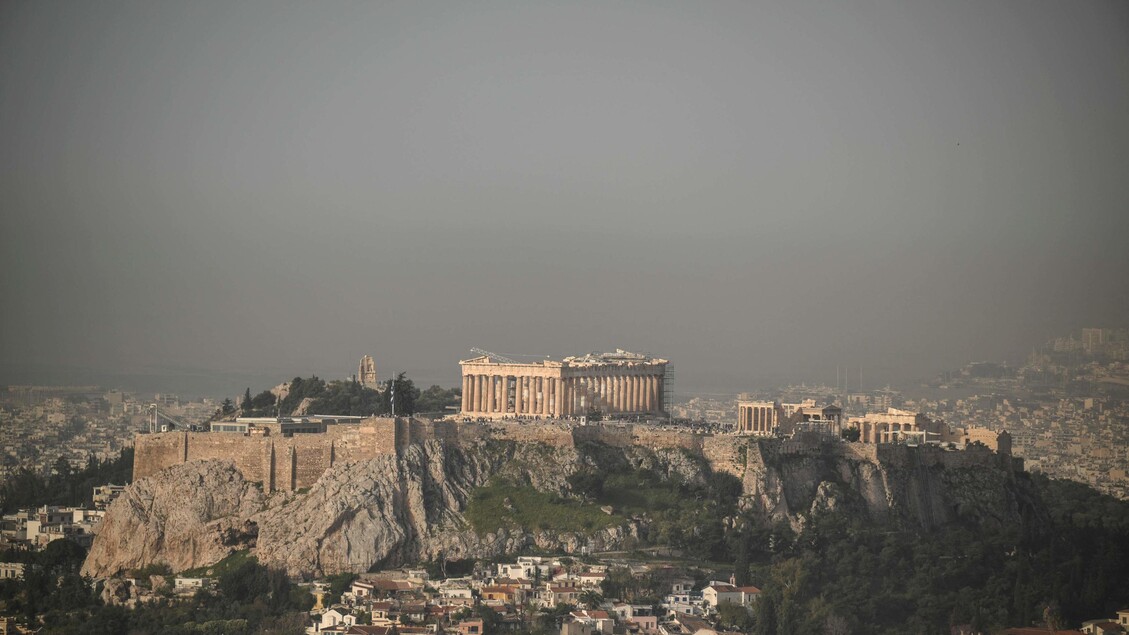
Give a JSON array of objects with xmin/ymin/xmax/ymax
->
[
  {"xmin": 846, "ymin": 408, "xmax": 937, "ymax": 444},
  {"xmin": 459, "ymin": 350, "xmax": 667, "ymax": 418},
  {"xmin": 736, "ymin": 399, "xmax": 842, "ymax": 436}
]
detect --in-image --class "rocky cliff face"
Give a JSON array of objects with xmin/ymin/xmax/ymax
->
[
  {"xmin": 84, "ymin": 437, "xmax": 1040, "ymax": 579},
  {"xmin": 82, "ymin": 460, "xmax": 264, "ymax": 577},
  {"xmin": 85, "ymin": 440, "xmax": 609, "ymax": 578},
  {"xmin": 742, "ymin": 440, "xmax": 1042, "ymax": 532}
]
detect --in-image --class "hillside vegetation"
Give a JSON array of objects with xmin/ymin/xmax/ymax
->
[{"xmin": 236, "ymin": 374, "xmax": 460, "ymax": 418}]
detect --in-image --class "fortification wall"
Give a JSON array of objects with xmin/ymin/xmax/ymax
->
[
  {"xmin": 632, "ymin": 427, "xmax": 704, "ymax": 452},
  {"xmin": 702, "ymin": 436, "xmax": 745, "ymax": 477},
  {"xmin": 133, "ymin": 417, "xmax": 404, "ymax": 491},
  {"xmin": 133, "ymin": 433, "xmax": 187, "ymax": 481},
  {"xmin": 487, "ymin": 422, "xmax": 575, "ymax": 447},
  {"xmin": 573, "ymin": 424, "xmax": 633, "ymax": 448},
  {"xmin": 877, "ymin": 442, "xmax": 1013, "ymax": 471},
  {"xmin": 133, "ymin": 417, "xmax": 1015, "ymax": 493},
  {"xmin": 185, "ymin": 433, "xmax": 269, "ymax": 485}
]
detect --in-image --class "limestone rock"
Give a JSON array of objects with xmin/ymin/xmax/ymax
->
[
  {"xmin": 99, "ymin": 578, "xmax": 133, "ymax": 606},
  {"xmin": 82, "ymin": 460, "xmax": 264, "ymax": 578}
]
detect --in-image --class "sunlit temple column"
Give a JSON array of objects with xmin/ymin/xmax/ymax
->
[
  {"xmin": 541, "ymin": 377, "xmax": 549, "ymax": 416},
  {"xmin": 647, "ymin": 376, "xmax": 656, "ymax": 412},
  {"xmin": 499, "ymin": 376, "xmax": 509, "ymax": 414},
  {"xmin": 461, "ymin": 375, "xmax": 469, "ymax": 412}
]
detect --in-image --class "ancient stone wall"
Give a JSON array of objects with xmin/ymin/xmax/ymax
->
[
  {"xmin": 133, "ymin": 418, "xmax": 1015, "ymax": 493},
  {"xmin": 573, "ymin": 424, "xmax": 633, "ymax": 448},
  {"xmin": 486, "ymin": 422, "xmax": 575, "ymax": 447},
  {"xmin": 133, "ymin": 433, "xmax": 187, "ymax": 481},
  {"xmin": 702, "ymin": 436, "xmax": 745, "ymax": 477},
  {"xmin": 133, "ymin": 418, "xmax": 405, "ymax": 491}
]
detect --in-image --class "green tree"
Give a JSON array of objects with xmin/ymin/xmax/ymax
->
[
  {"xmin": 717, "ymin": 600, "xmax": 752, "ymax": 631},
  {"xmin": 386, "ymin": 372, "xmax": 419, "ymax": 415},
  {"xmin": 579, "ymin": 590, "xmax": 604, "ymax": 609},
  {"xmin": 416, "ymin": 385, "xmax": 461, "ymax": 413}
]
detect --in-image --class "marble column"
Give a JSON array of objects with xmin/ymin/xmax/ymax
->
[
  {"xmin": 541, "ymin": 375, "xmax": 550, "ymax": 415},
  {"xmin": 620, "ymin": 375, "xmax": 628, "ymax": 412},
  {"xmin": 540, "ymin": 377, "xmax": 548, "ymax": 416},
  {"xmin": 528, "ymin": 377, "xmax": 536, "ymax": 415},
  {"xmin": 545, "ymin": 378, "xmax": 553, "ymax": 417},
  {"xmin": 620, "ymin": 376, "xmax": 627, "ymax": 413},
  {"xmin": 526, "ymin": 377, "xmax": 533, "ymax": 414},
  {"xmin": 566, "ymin": 379, "xmax": 573, "ymax": 415},
  {"xmin": 549, "ymin": 378, "xmax": 558, "ymax": 417},
  {"xmin": 514, "ymin": 375, "xmax": 524, "ymax": 415},
  {"xmin": 474, "ymin": 372, "xmax": 483, "ymax": 413},
  {"xmin": 499, "ymin": 376, "xmax": 509, "ymax": 414},
  {"xmin": 542, "ymin": 378, "xmax": 550, "ymax": 416},
  {"xmin": 559, "ymin": 379, "xmax": 568, "ymax": 416},
  {"xmin": 645, "ymin": 372, "xmax": 654, "ymax": 413}
]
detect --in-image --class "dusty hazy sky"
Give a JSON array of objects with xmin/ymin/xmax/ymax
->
[{"xmin": 2, "ymin": 1, "xmax": 1128, "ymax": 395}]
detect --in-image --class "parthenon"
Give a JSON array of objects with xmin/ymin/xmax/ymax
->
[{"xmin": 459, "ymin": 350, "xmax": 667, "ymax": 418}]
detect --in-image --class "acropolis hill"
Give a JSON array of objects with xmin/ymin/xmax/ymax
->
[{"xmin": 99, "ymin": 416, "xmax": 1031, "ymax": 578}]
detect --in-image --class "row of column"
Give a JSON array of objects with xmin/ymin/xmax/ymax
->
[
  {"xmin": 738, "ymin": 405, "xmax": 777, "ymax": 435},
  {"xmin": 461, "ymin": 374, "xmax": 560, "ymax": 416},
  {"xmin": 854, "ymin": 421, "xmax": 916, "ymax": 444},
  {"xmin": 461, "ymin": 373, "xmax": 664, "ymax": 416},
  {"xmin": 567, "ymin": 374, "xmax": 662, "ymax": 415}
]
